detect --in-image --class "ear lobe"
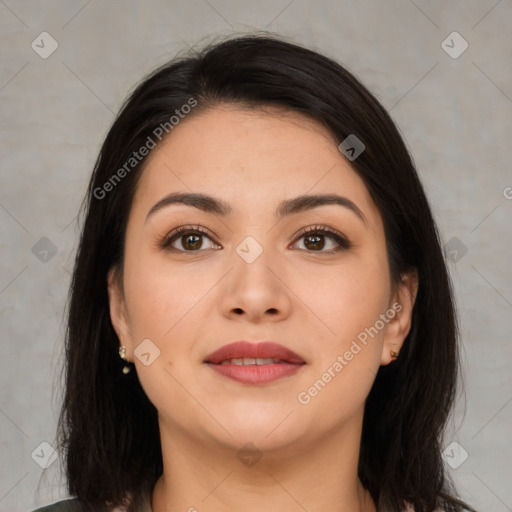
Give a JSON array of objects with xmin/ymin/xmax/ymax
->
[
  {"xmin": 107, "ymin": 267, "xmax": 132, "ymax": 352},
  {"xmin": 381, "ymin": 270, "xmax": 419, "ymax": 366}
]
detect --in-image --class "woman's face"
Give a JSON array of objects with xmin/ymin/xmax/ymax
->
[{"xmin": 108, "ymin": 105, "xmax": 415, "ymax": 455}]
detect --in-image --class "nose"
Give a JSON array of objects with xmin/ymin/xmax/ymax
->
[{"xmin": 219, "ymin": 244, "xmax": 292, "ymax": 324}]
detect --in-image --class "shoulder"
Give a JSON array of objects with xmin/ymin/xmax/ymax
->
[
  {"xmin": 30, "ymin": 498, "xmax": 88, "ymax": 512},
  {"xmin": 29, "ymin": 498, "xmax": 127, "ymax": 512},
  {"xmin": 30, "ymin": 495, "xmax": 149, "ymax": 512}
]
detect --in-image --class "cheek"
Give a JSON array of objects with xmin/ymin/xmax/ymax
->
[
  {"xmin": 294, "ymin": 257, "xmax": 390, "ymax": 422},
  {"xmin": 124, "ymin": 251, "xmax": 212, "ymax": 339},
  {"xmin": 294, "ymin": 251, "xmax": 391, "ymax": 351},
  {"xmin": 122, "ymin": 258, "xmax": 209, "ymax": 409}
]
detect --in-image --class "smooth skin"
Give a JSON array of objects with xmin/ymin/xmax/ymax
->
[{"xmin": 108, "ymin": 105, "xmax": 418, "ymax": 512}]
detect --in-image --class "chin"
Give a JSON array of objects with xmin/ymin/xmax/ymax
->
[{"xmin": 216, "ymin": 414, "xmax": 304, "ymax": 448}]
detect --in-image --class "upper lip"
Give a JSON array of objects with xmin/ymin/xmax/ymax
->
[{"xmin": 204, "ymin": 341, "xmax": 306, "ymax": 364}]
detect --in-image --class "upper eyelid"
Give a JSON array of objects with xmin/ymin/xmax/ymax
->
[
  {"xmin": 171, "ymin": 225, "xmax": 213, "ymax": 236},
  {"xmin": 163, "ymin": 224, "xmax": 345, "ymax": 240}
]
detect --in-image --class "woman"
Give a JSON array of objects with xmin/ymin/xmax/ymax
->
[{"xmin": 32, "ymin": 35, "xmax": 477, "ymax": 512}]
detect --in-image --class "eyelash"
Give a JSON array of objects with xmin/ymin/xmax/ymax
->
[{"xmin": 159, "ymin": 224, "xmax": 352, "ymax": 254}]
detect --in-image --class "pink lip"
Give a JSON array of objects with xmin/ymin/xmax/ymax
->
[
  {"xmin": 204, "ymin": 341, "xmax": 306, "ymax": 385},
  {"xmin": 205, "ymin": 341, "xmax": 305, "ymax": 364}
]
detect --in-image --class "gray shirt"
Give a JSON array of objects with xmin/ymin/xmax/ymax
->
[{"xmin": 30, "ymin": 496, "xmax": 153, "ymax": 512}]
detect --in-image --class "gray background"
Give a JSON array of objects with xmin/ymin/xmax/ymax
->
[{"xmin": 1, "ymin": 1, "xmax": 511, "ymax": 511}]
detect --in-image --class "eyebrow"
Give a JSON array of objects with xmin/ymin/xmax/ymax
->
[{"xmin": 145, "ymin": 192, "xmax": 368, "ymax": 227}]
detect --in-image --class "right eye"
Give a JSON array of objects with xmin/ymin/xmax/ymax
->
[{"xmin": 159, "ymin": 225, "xmax": 221, "ymax": 252}]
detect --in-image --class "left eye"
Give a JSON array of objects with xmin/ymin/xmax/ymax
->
[{"xmin": 291, "ymin": 226, "xmax": 351, "ymax": 253}]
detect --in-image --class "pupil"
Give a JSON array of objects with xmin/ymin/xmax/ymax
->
[
  {"xmin": 305, "ymin": 234, "xmax": 324, "ymax": 250},
  {"xmin": 184, "ymin": 234, "xmax": 201, "ymax": 250}
]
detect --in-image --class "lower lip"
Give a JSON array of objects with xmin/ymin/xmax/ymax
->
[{"xmin": 206, "ymin": 362, "xmax": 304, "ymax": 384}]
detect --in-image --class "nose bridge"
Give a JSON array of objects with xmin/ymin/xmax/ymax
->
[
  {"xmin": 219, "ymin": 232, "xmax": 291, "ymax": 320},
  {"xmin": 232, "ymin": 233, "xmax": 279, "ymax": 289},
  {"xmin": 235, "ymin": 233, "xmax": 267, "ymax": 266}
]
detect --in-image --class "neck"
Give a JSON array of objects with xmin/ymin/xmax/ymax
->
[{"xmin": 151, "ymin": 410, "xmax": 376, "ymax": 512}]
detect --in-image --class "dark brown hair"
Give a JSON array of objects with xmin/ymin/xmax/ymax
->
[{"xmin": 53, "ymin": 34, "xmax": 477, "ymax": 512}]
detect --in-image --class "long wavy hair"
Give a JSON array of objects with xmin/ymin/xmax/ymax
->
[{"xmin": 53, "ymin": 34, "xmax": 477, "ymax": 512}]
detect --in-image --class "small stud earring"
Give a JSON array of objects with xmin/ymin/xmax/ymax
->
[
  {"xmin": 390, "ymin": 350, "xmax": 400, "ymax": 359},
  {"xmin": 118, "ymin": 346, "xmax": 132, "ymax": 374}
]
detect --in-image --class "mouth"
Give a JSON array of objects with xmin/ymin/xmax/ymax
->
[
  {"xmin": 204, "ymin": 341, "xmax": 306, "ymax": 385},
  {"xmin": 216, "ymin": 357, "xmax": 293, "ymax": 365}
]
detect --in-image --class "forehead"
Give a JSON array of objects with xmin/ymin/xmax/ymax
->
[{"xmin": 130, "ymin": 105, "xmax": 381, "ymax": 228}]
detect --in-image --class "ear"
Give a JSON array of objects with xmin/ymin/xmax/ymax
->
[
  {"xmin": 107, "ymin": 267, "xmax": 133, "ymax": 359},
  {"xmin": 381, "ymin": 269, "xmax": 419, "ymax": 365}
]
